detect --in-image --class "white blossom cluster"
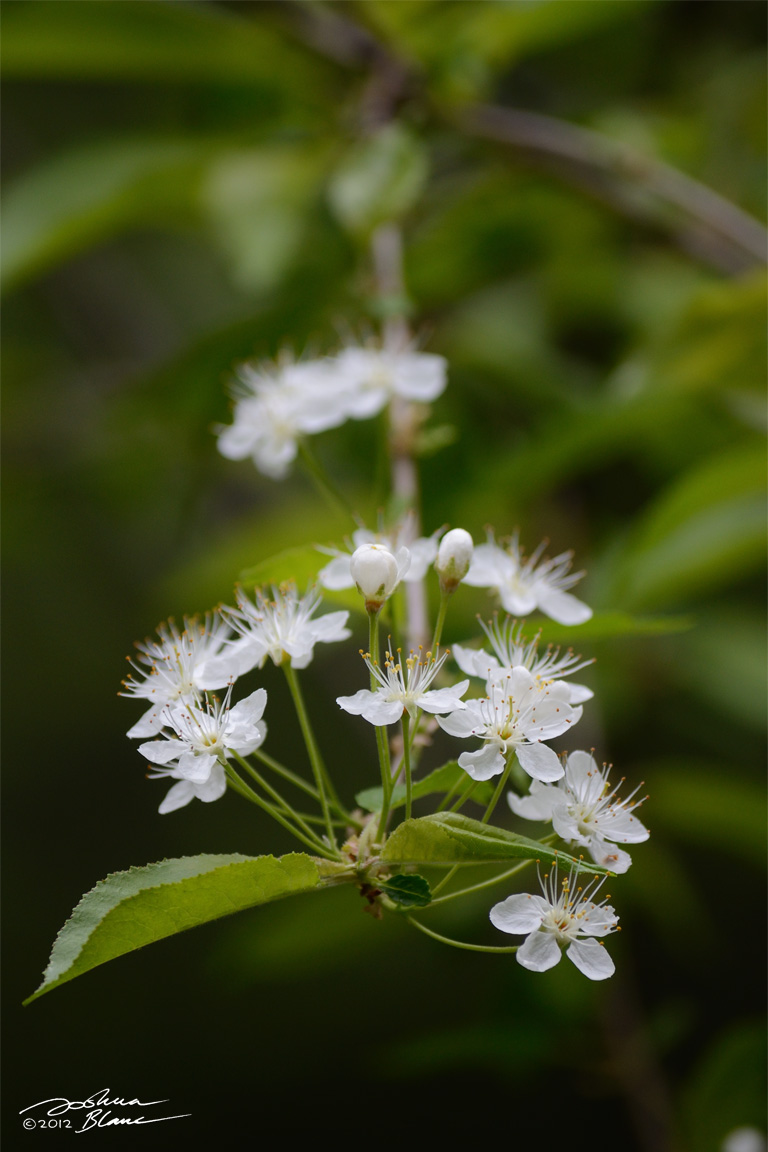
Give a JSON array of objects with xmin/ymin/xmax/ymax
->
[
  {"xmin": 122, "ymin": 586, "xmax": 350, "ymax": 813},
  {"xmin": 120, "ymin": 334, "xmax": 651, "ymax": 981},
  {"xmin": 217, "ymin": 343, "xmax": 447, "ymax": 479}
]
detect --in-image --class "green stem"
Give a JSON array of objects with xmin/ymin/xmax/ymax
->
[
  {"xmin": 231, "ymin": 751, "xmax": 327, "ymax": 851},
  {"xmin": 431, "ymin": 588, "xmax": 450, "ymax": 652},
  {"xmin": 402, "ymin": 713, "xmax": 413, "ymax": 821},
  {"xmin": 429, "ymin": 863, "xmax": 460, "ymax": 897},
  {"xmin": 436, "ymin": 776, "xmax": 463, "ymax": 812},
  {"xmin": 480, "ymin": 756, "xmax": 514, "ymax": 824},
  {"xmin": 450, "ymin": 777, "xmax": 480, "ymax": 812},
  {"xmin": 284, "ymin": 664, "xmax": 337, "ymax": 849},
  {"xmin": 252, "ymin": 745, "xmax": 350, "ymax": 819},
  {"xmin": 367, "ymin": 608, "xmax": 394, "ymax": 842},
  {"xmin": 224, "ymin": 763, "xmax": 339, "ymax": 858},
  {"xmin": 297, "ymin": 439, "xmax": 352, "ymax": 520},
  {"xmin": 428, "ymin": 859, "xmax": 535, "ymax": 907},
  {"xmin": 406, "ymin": 916, "xmax": 518, "ymax": 954}
]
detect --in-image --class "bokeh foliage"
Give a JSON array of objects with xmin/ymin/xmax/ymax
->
[{"xmin": 3, "ymin": 2, "xmax": 765, "ymax": 1149}]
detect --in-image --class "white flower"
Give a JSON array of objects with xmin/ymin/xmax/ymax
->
[
  {"xmin": 490, "ymin": 862, "xmax": 619, "ymax": 980},
  {"xmin": 121, "ymin": 614, "xmax": 233, "ymax": 739},
  {"xmin": 435, "ymin": 528, "xmax": 474, "ymax": 591},
  {"xmin": 216, "ymin": 357, "xmax": 350, "ymax": 479},
  {"xmin": 463, "ymin": 531, "xmax": 592, "ymax": 625},
  {"xmin": 332, "ymin": 343, "xmax": 447, "ymax": 420},
  {"xmin": 139, "ymin": 687, "xmax": 268, "ymax": 814},
  {"xmin": 318, "ymin": 514, "xmax": 440, "ymax": 590},
  {"xmin": 436, "ymin": 667, "xmax": 581, "ymax": 781},
  {"xmin": 508, "ymin": 750, "xmax": 649, "ymax": 873},
  {"xmin": 205, "ymin": 583, "xmax": 350, "ymax": 680},
  {"xmin": 338, "ymin": 647, "xmax": 469, "ymax": 726},
  {"xmin": 452, "ymin": 616, "xmax": 594, "ymax": 705}
]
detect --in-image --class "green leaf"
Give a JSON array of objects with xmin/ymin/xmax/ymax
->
[
  {"xmin": 201, "ymin": 147, "xmax": 327, "ymax": 293},
  {"xmin": 611, "ymin": 445, "xmax": 767, "ymax": 609},
  {"xmin": 534, "ymin": 610, "xmax": 693, "ymax": 645},
  {"xmin": 379, "ymin": 874, "xmax": 432, "ymax": 908},
  {"xmin": 2, "ymin": 138, "xmax": 208, "ymax": 292},
  {"xmin": 25, "ymin": 852, "xmax": 321, "ymax": 1004},
  {"xmin": 356, "ymin": 761, "xmax": 494, "ymax": 813},
  {"xmin": 239, "ymin": 545, "xmax": 363, "ymax": 613},
  {"xmin": 646, "ymin": 762, "xmax": 766, "ymax": 866},
  {"xmin": 381, "ymin": 812, "xmax": 611, "ymax": 872},
  {"xmin": 2, "ymin": 0, "xmax": 332, "ymax": 89},
  {"xmin": 327, "ymin": 124, "xmax": 428, "ymax": 236}
]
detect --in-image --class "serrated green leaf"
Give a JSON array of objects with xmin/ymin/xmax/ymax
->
[
  {"xmin": 379, "ymin": 874, "xmax": 432, "ymax": 908},
  {"xmin": 26, "ymin": 852, "xmax": 321, "ymax": 1004},
  {"xmin": 381, "ymin": 812, "xmax": 611, "ymax": 873},
  {"xmin": 327, "ymin": 124, "xmax": 428, "ymax": 236},
  {"xmin": 356, "ymin": 761, "xmax": 493, "ymax": 813}
]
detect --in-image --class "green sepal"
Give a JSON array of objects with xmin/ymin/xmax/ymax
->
[
  {"xmin": 379, "ymin": 874, "xmax": 432, "ymax": 908},
  {"xmin": 381, "ymin": 813, "xmax": 612, "ymax": 873},
  {"xmin": 25, "ymin": 852, "xmax": 322, "ymax": 1004}
]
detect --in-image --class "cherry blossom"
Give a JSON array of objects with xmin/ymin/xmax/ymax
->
[
  {"xmin": 463, "ymin": 531, "xmax": 592, "ymax": 625},
  {"xmin": 490, "ymin": 862, "xmax": 619, "ymax": 979},
  {"xmin": 337, "ymin": 647, "xmax": 468, "ymax": 726},
  {"xmin": 436, "ymin": 667, "xmax": 581, "ymax": 781},
  {"xmin": 508, "ymin": 750, "xmax": 649, "ymax": 873},
  {"xmin": 139, "ymin": 688, "xmax": 268, "ymax": 814}
]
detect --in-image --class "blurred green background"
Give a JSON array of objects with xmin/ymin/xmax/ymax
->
[{"xmin": 3, "ymin": 2, "xmax": 766, "ymax": 1148}]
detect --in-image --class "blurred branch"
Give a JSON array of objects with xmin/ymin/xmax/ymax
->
[
  {"xmin": 274, "ymin": 2, "xmax": 767, "ymax": 274},
  {"xmin": 459, "ymin": 103, "xmax": 768, "ymax": 275}
]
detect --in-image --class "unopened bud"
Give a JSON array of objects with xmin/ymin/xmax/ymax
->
[
  {"xmin": 350, "ymin": 544, "xmax": 399, "ymax": 611},
  {"xmin": 435, "ymin": 528, "xmax": 473, "ymax": 593}
]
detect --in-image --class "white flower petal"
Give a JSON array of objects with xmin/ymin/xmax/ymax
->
[
  {"xmin": 458, "ymin": 743, "xmax": 506, "ymax": 780},
  {"xmin": 158, "ymin": 780, "xmax": 196, "ymax": 814},
  {"xmin": 507, "ymin": 781, "xmax": 559, "ymax": 822},
  {"xmin": 417, "ymin": 681, "xmax": 469, "ymax": 715},
  {"xmin": 588, "ymin": 840, "xmax": 633, "ymax": 874},
  {"xmin": 537, "ymin": 588, "xmax": 593, "ymax": 625},
  {"xmin": 489, "ymin": 893, "xmax": 548, "ymax": 935},
  {"xmin": 516, "ymin": 742, "xmax": 565, "ymax": 782},
  {"xmin": 517, "ymin": 930, "xmax": 562, "ymax": 973},
  {"xmin": 566, "ymin": 938, "xmax": 615, "ymax": 980},
  {"xmin": 194, "ymin": 764, "xmax": 228, "ymax": 804}
]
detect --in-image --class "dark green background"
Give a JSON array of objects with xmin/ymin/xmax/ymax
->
[{"xmin": 3, "ymin": 2, "xmax": 766, "ymax": 1148}]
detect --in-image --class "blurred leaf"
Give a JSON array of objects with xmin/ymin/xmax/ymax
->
[
  {"xmin": 646, "ymin": 763, "xmax": 766, "ymax": 866},
  {"xmin": 356, "ymin": 761, "xmax": 494, "ymax": 813},
  {"xmin": 535, "ymin": 610, "xmax": 693, "ymax": 644},
  {"xmin": 681, "ymin": 1022, "xmax": 767, "ymax": 1152},
  {"xmin": 382, "ymin": 812, "xmax": 611, "ymax": 871},
  {"xmin": 651, "ymin": 274, "xmax": 767, "ymax": 397},
  {"xmin": 610, "ymin": 445, "xmax": 767, "ymax": 609},
  {"xmin": 1, "ymin": 0, "xmax": 333, "ymax": 90},
  {"xmin": 201, "ymin": 147, "xmax": 328, "ymax": 292},
  {"xmin": 669, "ymin": 606, "xmax": 767, "ymax": 730},
  {"xmin": 2, "ymin": 138, "xmax": 209, "ymax": 292},
  {"xmin": 328, "ymin": 124, "xmax": 428, "ymax": 236},
  {"xmin": 380, "ymin": 874, "xmax": 432, "ymax": 907},
  {"xmin": 362, "ymin": 0, "xmax": 645, "ymax": 100},
  {"xmin": 239, "ymin": 544, "xmax": 361, "ymax": 615},
  {"xmin": 25, "ymin": 853, "xmax": 322, "ymax": 1003}
]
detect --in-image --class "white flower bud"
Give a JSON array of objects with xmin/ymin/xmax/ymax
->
[
  {"xmin": 350, "ymin": 544, "xmax": 399, "ymax": 610},
  {"xmin": 435, "ymin": 528, "xmax": 474, "ymax": 592}
]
